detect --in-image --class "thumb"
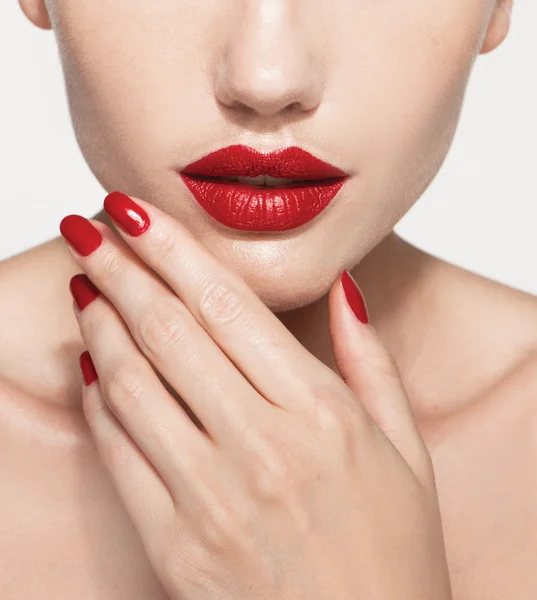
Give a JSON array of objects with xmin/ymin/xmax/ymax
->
[{"xmin": 328, "ymin": 269, "xmax": 431, "ymax": 481}]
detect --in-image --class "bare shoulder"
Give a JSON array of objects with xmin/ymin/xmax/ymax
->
[
  {"xmin": 421, "ymin": 267, "xmax": 537, "ymax": 459},
  {"xmin": 418, "ymin": 275, "xmax": 537, "ymax": 599},
  {"xmin": 0, "ymin": 378, "xmax": 171, "ymax": 600}
]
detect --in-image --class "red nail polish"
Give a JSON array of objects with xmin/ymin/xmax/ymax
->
[
  {"xmin": 80, "ymin": 351, "xmax": 98, "ymax": 386},
  {"xmin": 340, "ymin": 270, "xmax": 369, "ymax": 324},
  {"xmin": 103, "ymin": 191, "xmax": 150, "ymax": 237},
  {"xmin": 70, "ymin": 274, "xmax": 100, "ymax": 311},
  {"xmin": 60, "ymin": 215, "xmax": 103, "ymax": 257}
]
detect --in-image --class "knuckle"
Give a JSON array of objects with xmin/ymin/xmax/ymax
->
[
  {"xmin": 91, "ymin": 248, "xmax": 126, "ymax": 284},
  {"xmin": 250, "ymin": 446, "xmax": 296, "ymax": 501},
  {"xmin": 363, "ymin": 340, "xmax": 402, "ymax": 383},
  {"xmin": 82, "ymin": 389, "xmax": 108, "ymax": 426},
  {"xmin": 81, "ymin": 393, "xmax": 134, "ymax": 472},
  {"xmin": 303, "ymin": 382, "xmax": 365, "ymax": 468},
  {"xmin": 199, "ymin": 503, "xmax": 238, "ymax": 551},
  {"xmin": 198, "ymin": 279, "xmax": 245, "ymax": 328},
  {"xmin": 148, "ymin": 227, "xmax": 181, "ymax": 265},
  {"xmin": 138, "ymin": 299, "xmax": 190, "ymax": 356},
  {"xmin": 103, "ymin": 435, "xmax": 135, "ymax": 473},
  {"xmin": 310, "ymin": 400, "xmax": 349, "ymax": 436},
  {"xmin": 307, "ymin": 382, "xmax": 356, "ymax": 436},
  {"xmin": 105, "ymin": 362, "xmax": 147, "ymax": 416},
  {"xmin": 80, "ymin": 304, "xmax": 107, "ymax": 337}
]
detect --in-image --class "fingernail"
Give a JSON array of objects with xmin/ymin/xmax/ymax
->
[
  {"xmin": 80, "ymin": 350, "xmax": 98, "ymax": 386},
  {"xmin": 70, "ymin": 274, "xmax": 101, "ymax": 311},
  {"xmin": 340, "ymin": 270, "xmax": 369, "ymax": 324},
  {"xmin": 103, "ymin": 191, "xmax": 150, "ymax": 237},
  {"xmin": 60, "ymin": 215, "xmax": 103, "ymax": 257}
]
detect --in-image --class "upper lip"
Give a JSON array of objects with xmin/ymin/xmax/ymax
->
[{"xmin": 180, "ymin": 144, "xmax": 349, "ymax": 180}]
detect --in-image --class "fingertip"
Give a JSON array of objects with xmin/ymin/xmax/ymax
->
[
  {"xmin": 340, "ymin": 270, "xmax": 369, "ymax": 324},
  {"xmin": 80, "ymin": 350, "xmax": 99, "ymax": 386}
]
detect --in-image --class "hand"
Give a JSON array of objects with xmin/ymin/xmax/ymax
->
[{"xmin": 60, "ymin": 191, "xmax": 452, "ymax": 600}]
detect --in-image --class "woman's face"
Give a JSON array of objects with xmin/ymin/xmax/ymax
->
[{"xmin": 26, "ymin": 0, "xmax": 509, "ymax": 312}]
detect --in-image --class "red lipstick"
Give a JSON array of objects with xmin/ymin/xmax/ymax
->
[{"xmin": 178, "ymin": 145, "xmax": 349, "ymax": 232}]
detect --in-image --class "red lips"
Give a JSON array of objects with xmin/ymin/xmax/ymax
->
[{"xmin": 178, "ymin": 145, "xmax": 349, "ymax": 232}]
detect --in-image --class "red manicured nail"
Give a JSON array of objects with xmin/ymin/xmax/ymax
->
[
  {"xmin": 70, "ymin": 274, "xmax": 100, "ymax": 311},
  {"xmin": 340, "ymin": 270, "xmax": 369, "ymax": 324},
  {"xmin": 80, "ymin": 351, "xmax": 98, "ymax": 386},
  {"xmin": 103, "ymin": 191, "xmax": 150, "ymax": 237},
  {"xmin": 60, "ymin": 215, "xmax": 103, "ymax": 257}
]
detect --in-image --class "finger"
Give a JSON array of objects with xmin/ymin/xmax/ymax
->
[
  {"xmin": 71, "ymin": 277, "xmax": 217, "ymax": 501},
  {"xmin": 61, "ymin": 219, "xmax": 275, "ymax": 448},
  {"xmin": 101, "ymin": 191, "xmax": 339, "ymax": 410},
  {"xmin": 328, "ymin": 271, "xmax": 432, "ymax": 482},
  {"xmin": 79, "ymin": 349, "xmax": 176, "ymax": 550}
]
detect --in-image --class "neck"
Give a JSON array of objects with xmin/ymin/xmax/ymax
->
[{"xmin": 275, "ymin": 230, "xmax": 440, "ymax": 375}]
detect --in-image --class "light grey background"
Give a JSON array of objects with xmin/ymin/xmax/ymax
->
[{"xmin": 1, "ymin": 2, "xmax": 535, "ymax": 294}]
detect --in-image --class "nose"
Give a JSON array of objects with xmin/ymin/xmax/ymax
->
[{"xmin": 214, "ymin": 2, "xmax": 324, "ymax": 120}]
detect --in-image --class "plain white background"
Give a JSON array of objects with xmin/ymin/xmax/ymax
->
[{"xmin": 1, "ymin": 2, "xmax": 535, "ymax": 294}]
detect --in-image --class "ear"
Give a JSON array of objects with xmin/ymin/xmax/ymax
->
[
  {"xmin": 480, "ymin": 0, "xmax": 514, "ymax": 54},
  {"xmin": 18, "ymin": 0, "xmax": 52, "ymax": 30}
]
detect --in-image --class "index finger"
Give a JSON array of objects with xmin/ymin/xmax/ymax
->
[{"xmin": 102, "ymin": 191, "xmax": 340, "ymax": 412}]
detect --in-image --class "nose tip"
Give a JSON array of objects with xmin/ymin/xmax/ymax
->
[
  {"xmin": 216, "ymin": 65, "xmax": 322, "ymax": 118},
  {"xmin": 214, "ymin": 13, "xmax": 324, "ymax": 120}
]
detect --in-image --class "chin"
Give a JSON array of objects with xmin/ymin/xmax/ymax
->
[
  {"xmin": 231, "ymin": 261, "xmax": 338, "ymax": 315},
  {"xmin": 253, "ymin": 285, "xmax": 328, "ymax": 315}
]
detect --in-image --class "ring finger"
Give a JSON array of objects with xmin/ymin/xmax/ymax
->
[
  {"xmin": 62, "ymin": 220, "xmax": 275, "ymax": 450},
  {"xmin": 71, "ymin": 273, "xmax": 217, "ymax": 501}
]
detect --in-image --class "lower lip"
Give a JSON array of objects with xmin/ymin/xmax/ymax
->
[{"xmin": 178, "ymin": 174, "xmax": 348, "ymax": 232}]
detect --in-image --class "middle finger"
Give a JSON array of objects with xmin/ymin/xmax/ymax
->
[
  {"xmin": 101, "ymin": 192, "xmax": 341, "ymax": 410},
  {"xmin": 60, "ymin": 214, "xmax": 275, "ymax": 446}
]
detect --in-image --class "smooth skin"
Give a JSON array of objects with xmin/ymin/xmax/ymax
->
[
  {"xmin": 2, "ymin": 0, "xmax": 536, "ymax": 598},
  {"xmin": 66, "ymin": 195, "xmax": 449, "ymax": 599}
]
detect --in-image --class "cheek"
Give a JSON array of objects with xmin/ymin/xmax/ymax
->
[
  {"xmin": 333, "ymin": 1, "xmax": 489, "ymax": 230},
  {"xmin": 354, "ymin": 1, "xmax": 487, "ymax": 175},
  {"xmin": 53, "ymin": 2, "xmax": 210, "ymax": 190}
]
